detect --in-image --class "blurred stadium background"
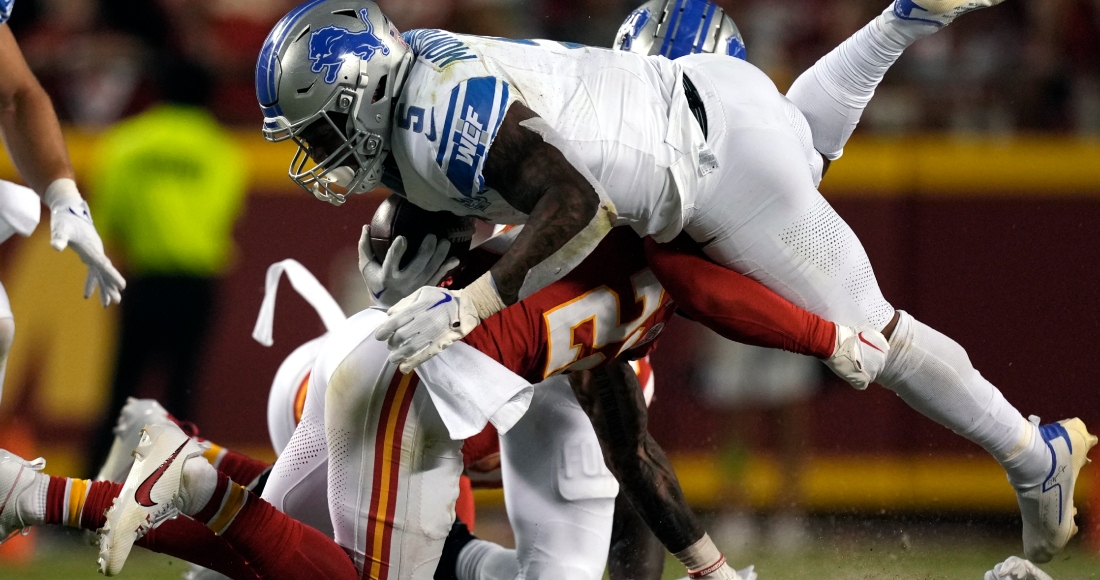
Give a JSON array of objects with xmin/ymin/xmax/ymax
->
[{"xmin": 0, "ymin": 0, "xmax": 1098, "ymax": 577}]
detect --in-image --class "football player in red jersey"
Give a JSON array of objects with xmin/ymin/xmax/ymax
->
[
  {"xmin": 0, "ymin": 206, "xmax": 853, "ymax": 576},
  {"xmin": 4, "ymin": 203, "xmax": 861, "ymax": 578}
]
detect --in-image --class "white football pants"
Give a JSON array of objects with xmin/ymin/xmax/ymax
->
[
  {"xmin": 677, "ymin": 54, "xmax": 1042, "ymax": 484},
  {"xmin": 265, "ymin": 309, "xmax": 618, "ymax": 579},
  {"xmin": 459, "ymin": 375, "xmax": 618, "ymax": 580}
]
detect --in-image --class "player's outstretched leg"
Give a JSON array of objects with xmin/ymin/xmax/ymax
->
[
  {"xmin": 98, "ymin": 422, "xmax": 356, "ymax": 578},
  {"xmin": 97, "ymin": 397, "xmax": 271, "ymax": 489},
  {"xmin": 787, "ymin": 0, "xmax": 1008, "ymax": 160},
  {"xmin": 879, "ymin": 312, "xmax": 1097, "ymax": 562},
  {"xmin": 676, "ymin": 63, "xmax": 1096, "ymax": 561},
  {"xmin": 0, "ymin": 447, "xmax": 259, "ymax": 578},
  {"xmin": 445, "ymin": 375, "xmax": 618, "ymax": 580}
]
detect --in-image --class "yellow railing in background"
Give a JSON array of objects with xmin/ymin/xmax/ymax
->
[{"xmin": 0, "ymin": 130, "xmax": 1098, "ymax": 197}]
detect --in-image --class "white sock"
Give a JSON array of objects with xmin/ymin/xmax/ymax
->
[
  {"xmin": 786, "ymin": 4, "xmax": 939, "ymax": 159},
  {"xmin": 179, "ymin": 457, "xmax": 218, "ymax": 515},
  {"xmin": 456, "ymin": 539, "xmax": 519, "ymax": 580},
  {"xmin": 878, "ymin": 311, "xmax": 1049, "ymax": 487}
]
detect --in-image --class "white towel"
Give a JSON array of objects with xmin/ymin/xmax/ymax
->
[
  {"xmin": 416, "ymin": 341, "xmax": 533, "ymax": 440},
  {"xmin": 253, "ymin": 259, "xmax": 347, "ymax": 346},
  {"xmin": 0, "ymin": 180, "xmax": 40, "ymax": 245}
]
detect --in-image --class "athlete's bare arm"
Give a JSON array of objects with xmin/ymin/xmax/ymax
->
[
  {"xmin": 0, "ymin": 25, "xmax": 74, "ymax": 194},
  {"xmin": 482, "ymin": 104, "xmax": 605, "ymax": 304},
  {"xmin": 568, "ymin": 359, "xmax": 705, "ymax": 554}
]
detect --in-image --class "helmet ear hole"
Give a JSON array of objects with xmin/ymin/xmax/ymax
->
[{"xmin": 371, "ymin": 75, "xmax": 388, "ymax": 104}]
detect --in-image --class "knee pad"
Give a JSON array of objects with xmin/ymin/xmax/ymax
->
[
  {"xmin": 879, "ymin": 310, "xmax": 976, "ymax": 389},
  {"xmin": 555, "ymin": 433, "xmax": 620, "ymax": 502}
]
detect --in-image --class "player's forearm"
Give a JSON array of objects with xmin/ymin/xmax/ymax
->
[
  {"xmin": 645, "ymin": 234, "xmax": 836, "ymax": 358},
  {"xmin": 569, "ymin": 361, "xmax": 704, "ymax": 553},
  {"xmin": 0, "ymin": 62, "xmax": 74, "ymax": 194},
  {"xmin": 489, "ymin": 182, "xmax": 604, "ymax": 303}
]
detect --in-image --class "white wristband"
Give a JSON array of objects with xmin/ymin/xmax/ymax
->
[
  {"xmin": 44, "ymin": 178, "xmax": 81, "ymax": 209},
  {"xmin": 464, "ymin": 272, "xmax": 507, "ymax": 321}
]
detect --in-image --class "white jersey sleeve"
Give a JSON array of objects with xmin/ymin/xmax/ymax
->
[
  {"xmin": 392, "ymin": 29, "xmax": 707, "ymax": 241},
  {"xmin": 392, "ymin": 30, "xmax": 528, "ymax": 224}
]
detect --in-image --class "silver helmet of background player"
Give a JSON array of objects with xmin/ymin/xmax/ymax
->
[
  {"xmin": 256, "ymin": 0, "xmax": 412, "ymax": 205},
  {"xmin": 613, "ymin": 0, "xmax": 747, "ymax": 60}
]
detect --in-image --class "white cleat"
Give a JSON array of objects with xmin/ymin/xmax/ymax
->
[
  {"xmin": 984, "ymin": 555, "xmax": 1053, "ymax": 580},
  {"xmin": 887, "ymin": 0, "xmax": 1006, "ymax": 28},
  {"xmin": 0, "ymin": 450, "xmax": 45, "ymax": 544},
  {"xmin": 98, "ymin": 422, "xmax": 205, "ymax": 576},
  {"xmin": 824, "ymin": 324, "xmax": 888, "ymax": 390},
  {"xmin": 97, "ymin": 398, "xmax": 171, "ymax": 483},
  {"xmin": 1014, "ymin": 417, "xmax": 1097, "ymax": 563}
]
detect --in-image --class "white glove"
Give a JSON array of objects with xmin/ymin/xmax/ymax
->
[
  {"xmin": 984, "ymin": 556, "xmax": 1053, "ymax": 580},
  {"xmin": 375, "ymin": 272, "xmax": 505, "ymax": 373},
  {"xmin": 46, "ymin": 178, "xmax": 125, "ymax": 307},
  {"xmin": 823, "ymin": 324, "xmax": 889, "ymax": 390},
  {"xmin": 374, "ymin": 285, "xmax": 480, "ymax": 373},
  {"xmin": 358, "ymin": 225, "xmax": 459, "ymax": 309}
]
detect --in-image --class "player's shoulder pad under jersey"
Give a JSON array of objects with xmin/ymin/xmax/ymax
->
[
  {"xmin": 0, "ymin": 0, "xmax": 14, "ymax": 25},
  {"xmin": 396, "ymin": 55, "xmax": 511, "ymax": 202}
]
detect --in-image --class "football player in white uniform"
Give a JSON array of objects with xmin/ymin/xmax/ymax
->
[
  {"xmin": 0, "ymin": 0, "xmax": 126, "ymax": 406},
  {"xmin": 256, "ymin": 0, "xmax": 1095, "ymax": 568}
]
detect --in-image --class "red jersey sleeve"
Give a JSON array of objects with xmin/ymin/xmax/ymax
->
[{"xmin": 644, "ymin": 233, "xmax": 835, "ymax": 358}]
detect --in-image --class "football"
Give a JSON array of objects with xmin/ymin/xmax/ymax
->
[{"xmin": 368, "ymin": 194, "xmax": 478, "ymax": 268}]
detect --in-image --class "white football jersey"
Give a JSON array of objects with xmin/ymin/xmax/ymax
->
[{"xmin": 392, "ymin": 30, "xmax": 709, "ymax": 241}]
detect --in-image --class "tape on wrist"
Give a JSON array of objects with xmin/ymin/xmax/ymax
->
[
  {"xmin": 674, "ymin": 533, "xmax": 725, "ymax": 576},
  {"xmin": 465, "ymin": 272, "xmax": 506, "ymax": 321},
  {"xmin": 44, "ymin": 178, "xmax": 82, "ymax": 209}
]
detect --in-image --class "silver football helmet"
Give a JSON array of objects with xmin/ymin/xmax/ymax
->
[
  {"xmin": 613, "ymin": 0, "xmax": 747, "ymax": 60},
  {"xmin": 256, "ymin": 1, "xmax": 412, "ymax": 205}
]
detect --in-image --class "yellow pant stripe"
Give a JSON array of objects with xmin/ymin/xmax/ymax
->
[
  {"xmin": 208, "ymin": 483, "xmax": 248, "ymax": 536},
  {"xmin": 66, "ymin": 479, "xmax": 90, "ymax": 527}
]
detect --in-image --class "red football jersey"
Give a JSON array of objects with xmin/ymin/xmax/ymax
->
[{"xmin": 459, "ymin": 228, "xmax": 676, "ymax": 384}]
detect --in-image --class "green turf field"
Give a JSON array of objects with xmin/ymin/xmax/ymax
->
[{"xmin": 1, "ymin": 520, "xmax": 1097, "ymax": 579}]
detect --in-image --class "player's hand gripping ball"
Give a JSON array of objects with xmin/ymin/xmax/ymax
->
[{"xmin": 360, "ymin": 195, "xmax": 476, "ymax": 309}]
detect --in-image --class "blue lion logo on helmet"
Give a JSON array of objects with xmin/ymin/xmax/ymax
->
[
  {"xmin": 618, "ymin": 7, "xmax": 651, "ymax": 52},
  {"xmin": 309, "ymin": 8, "xmax": 390, "ymax": 84}
]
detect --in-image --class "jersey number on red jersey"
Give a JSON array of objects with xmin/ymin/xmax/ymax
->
[{"xmin": 543, "ymin": 269, "xmax": 665, "ymax": 377}]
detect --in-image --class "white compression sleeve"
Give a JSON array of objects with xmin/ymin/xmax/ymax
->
[
  {"xmin": 877, "ymin": 311, "xmax": 1049, "ymax": 487},
  {"xmin": 786, "ymin": 7, "xmax": 938, "ymax": 160}
]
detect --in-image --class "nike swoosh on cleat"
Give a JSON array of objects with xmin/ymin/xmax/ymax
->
[
  {"xmin": 372, "ymin": 287, "xmax": 385, "ymax": 300},
  {"xmin": 427, "ymin": 294, "xmax": 452, "ymax": 310},
  {"xmin": 858, "ymin": 332, "xmax": 884, "ymax": 353},
  {"xmin": 135, "ymin": 441, "xmax": 189, "ymax": 508},
  {"xmin": 1039, "ymin": 423, "xmax": 1073, "ymax": 524}
]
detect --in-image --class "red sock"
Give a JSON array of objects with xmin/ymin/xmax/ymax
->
[
  {"xmin": 46, "ymin": 477, "xmax": 258, "ymax": 579},
  {"xmin": 220, "ymin": 490, "xmax": 358, "ymax": 580},
  {"xmin": 205, "ymin": 446, "xmax": 271, "ymax": 489},
  {"xmin": 645, "ymin": 234, "xmax": 836, "ymax": 358},
  {"xmin": 455, "ymin": 475, "xmax": 476, "ymax": 532}
]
